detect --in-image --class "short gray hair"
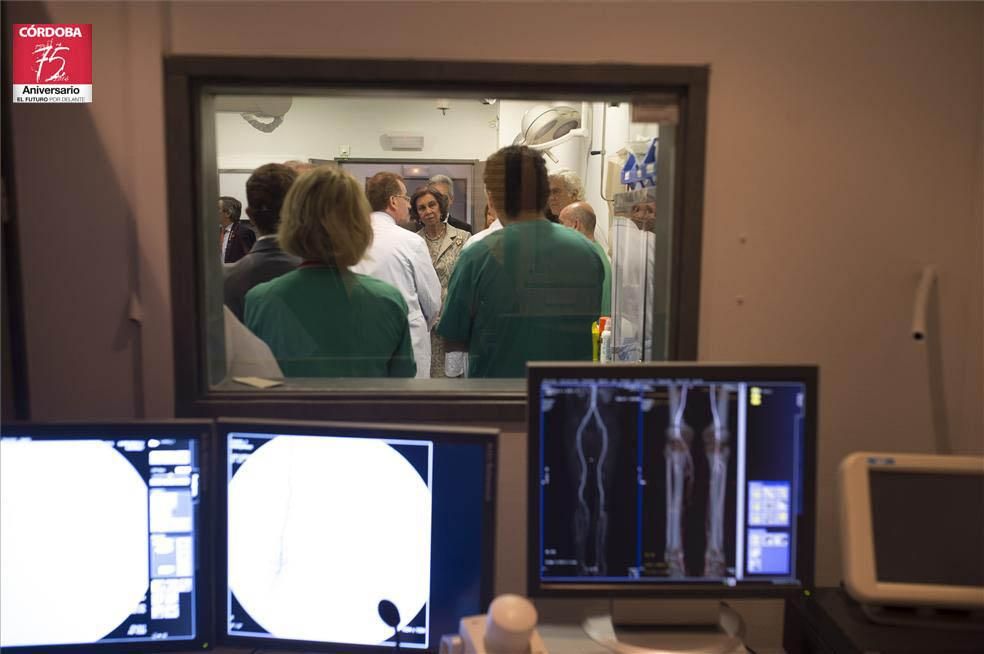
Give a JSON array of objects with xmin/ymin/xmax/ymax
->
[
  {"xmin": 549, "ymin": 169, "xmax": 585, "ymax": 201},
  {"xmin": 428, "ymin": 174, "xmax": 455, "ymax": 200}
]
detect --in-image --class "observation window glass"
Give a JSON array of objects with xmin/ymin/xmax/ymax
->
[{"xmin": 200, "ymin": 89, "xmax": 685, "ymax": 393}]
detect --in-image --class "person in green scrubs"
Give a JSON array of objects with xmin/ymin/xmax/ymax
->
[
  {"xmin": 438, "ymin": 146, "xmax": 604, "ymax": 378},
  {"xmin": 557, "ymin": 201, "xmax": 612, "ymax": 316},
  {"xmin": 245, "ymin": 166, "xmax": 416, "ymax": 378}
]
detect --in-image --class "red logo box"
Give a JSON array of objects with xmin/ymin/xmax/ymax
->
[{"xmin": 12, "ymin": 24, "xmax": 92, "ymax": 103}]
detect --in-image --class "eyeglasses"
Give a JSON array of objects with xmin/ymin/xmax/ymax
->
[{"xmin": 393, "ymin": 194, "xmax": 411, "ymax": 202}]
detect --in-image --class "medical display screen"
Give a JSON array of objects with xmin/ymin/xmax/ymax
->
[
  {"xmin": 532, "ymin": 371, "xmax": 812, "ymax": 591},
  {"xmin": 223, "ymin": 426, "xmax": 495, "ymax": 651},
  {"xmin": 870, "ymin": 470, "xmax": 984, "ymax": 587},
  {"xmin": 0, "ymin": 429, "xmax": 205, "ymax": 650}
]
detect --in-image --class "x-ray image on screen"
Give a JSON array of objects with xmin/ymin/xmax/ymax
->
[
  {"xmin": 537, "ymin": 376, "xmax": 805, "ymax": 587},
  {"xmin": 226, "ymin": 433, "xmax": 433, "ymax": 649},
  {"xmin": 0, "ymin": 431, "xmax": 202, "ymax": 650},
  {"xmin": 539, "ymin": 383, "xmax": 640, "ymax": 578},
  {"xmin": 637, "ymin": 383, "xmax": 740, "ymax": 579}
]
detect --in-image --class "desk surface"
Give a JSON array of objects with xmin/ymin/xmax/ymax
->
[{"xmin": 199, "ymin": 623, "xmax": 785, "ymax": 654}]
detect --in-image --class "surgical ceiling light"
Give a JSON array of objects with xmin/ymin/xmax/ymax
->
[
  {"xmin": 514, "ymin": 104, "xmax": 591, "ymax": 162},
  {"xmin": 214, "ymin": 95, "xmax": 293, "ymax": 133}
]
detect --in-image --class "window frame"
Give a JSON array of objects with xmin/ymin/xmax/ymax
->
[{"xmin": 165, "ymin": 56, "xmax": 709, "ymax": 422}]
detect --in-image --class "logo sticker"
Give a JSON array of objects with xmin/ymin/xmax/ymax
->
[{"xmin": 13, "ymin": 24, "xmax": 92, "ymax": 103}]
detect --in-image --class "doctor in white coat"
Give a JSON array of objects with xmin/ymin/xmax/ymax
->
[{"xmin": 352, "ymin": 172, "xmax": 441, "ymax": 378}]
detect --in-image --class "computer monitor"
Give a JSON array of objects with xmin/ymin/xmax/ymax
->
[
  {"xmin": 0, "ymin": 421, "xmax": 212, "ymax": 652},
  {"xmin": 840, "ymin": 452, "xmax": 984, "ymax": 610},
  {"xmin": 217, "ymin": 419, "xmax": 497, "ymax": 652},
  {"xmin": 528, "ymin": 363, "xmax": 817, "ymax": 596}
]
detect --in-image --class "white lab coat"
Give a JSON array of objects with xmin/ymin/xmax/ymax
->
[
  {"xmin": 223, "ymin": 306, "xmax": 284, "ymax": 379},
  {"xmin": 351, "ymin": 212, "xmax": 442, "ymax": 378},
  {"xmin": 461, "ymin": 218, "xmax": 502, "ymax": 250},
  {"xmin": 610, "ymin": 217, "xmax": 656, "ymax": 361}
]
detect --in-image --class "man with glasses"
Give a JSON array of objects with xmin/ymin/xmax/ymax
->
[{"xmin": 353, "ymin": 172, "xmax": 441, "ymax": 378}]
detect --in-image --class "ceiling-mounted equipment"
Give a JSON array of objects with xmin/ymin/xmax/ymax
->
[
  {"xmin": 514, "ymin": 103, "xmax": 592, "ymax": 163},
  {"xmin": 381, "ymin": 133, "xmax": 425, "ymax": 151},
  {"xmin": 521, "ymin": 104, "xmax": 580, "ymax": 145},
  {"xmin": 214, "ymin": 95, "xmax": 293, "ymax": 133},
  {"xmin": 436, "ymin": 98, "xmax": 451, "ymax": 116}
]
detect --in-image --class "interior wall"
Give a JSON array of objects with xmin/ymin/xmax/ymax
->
[
  {"xmin": 7, "ymin": 1, "xmax": 170, "ymax": 419},
  {"xmin": 215, "ymin": 96, "xmax": 499, "ymax": 168},
  {"xmin": 8, "ymin": 1, "xmax": 983, "ymax": 597}
]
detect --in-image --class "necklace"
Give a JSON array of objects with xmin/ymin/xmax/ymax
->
[{"xmin": 423, "ymin": 225, "xmax": 446, "ymax": 242}]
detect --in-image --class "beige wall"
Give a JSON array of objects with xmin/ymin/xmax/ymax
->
[{"xmin": 9, "ymin": 1, "xmax": 983, "ymax": 596}]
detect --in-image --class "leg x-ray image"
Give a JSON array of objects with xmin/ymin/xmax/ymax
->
[
  {"xmin": 703, "ymin": 385, "xmax": 732, "ymax": 577},
  {"xmin": 227, "ymin": 435, "xmax": 432, "ymax": 647},
  {"xmin": 570, "ymin": 385, "xmax": 616, "ymax": 575},
  {"xmin": 540, "ymin": 383, "xmax": 640, "ymax": 578},
  {"xmin": 539, "ymin": 381, "xmax": 738, "ymax": 581},
  {"xmin": 641, "ymin": 383, "xmax": 739, "ymax": 579}
]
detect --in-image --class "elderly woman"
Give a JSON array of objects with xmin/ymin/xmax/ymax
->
[
  {"xmin": 244, "ymin": 166, "xmax": 416, "ymax": 377},
  {"xmin": 412, "ymin": 184, "xmax": 470, "ymax": 377}
]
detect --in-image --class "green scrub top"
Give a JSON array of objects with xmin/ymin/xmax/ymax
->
[
  {"xmin": 590, "ymin": 239, "xmax": 613, "ymax": 317},
  {"xmin": 438, "ymin": 219, "xmax": 604, "ymax": 378},
  {"xmin": 245, "ymin": 267, "xmax": 416, "ymax": 378}
]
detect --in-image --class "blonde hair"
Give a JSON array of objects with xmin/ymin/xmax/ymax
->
[{"xmin": 278, "ymin": 166, "xmax": 373, "ymax": 267}]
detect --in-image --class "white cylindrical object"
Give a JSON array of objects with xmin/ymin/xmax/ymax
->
[
  {"xmin": 484, "ymin": 594, "xmax": 537, "ymax": 654},
  {"xmin": 439, "ymin": 634, "xmax": 463, "ymax": 654},
  {"xmin": 600, "ymin": 329, "xmax": 613, "ymax": 363},
  {"xmin": 911, "ymin": 264, "xmax": 937, "ymax": 341}
]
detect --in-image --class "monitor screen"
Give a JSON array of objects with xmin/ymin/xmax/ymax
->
[
  {"xmin": 528, "ymin": 363, "xmax": 816, "ymax": 596},
  {"xmin": 870, "ymin": 469, "xmax": 984, "ymax": 588},
  {"xmin": 0, "ymin": 421, "xmax": 211, "ymax": 652},
  {"xmin": 218, "ymin": 419, "xmax": 496, "ymax": 652}
]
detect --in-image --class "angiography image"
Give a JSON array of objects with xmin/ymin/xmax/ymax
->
[
  {"xmin": 0, "ymin": 435, "xmax": 201, "ymax": 649},
  {"xmin": 539, "ymin": 381, "xmax": 642, "ymax": 578},
  {"xmin": 1, "ymin": 440, "xmax": 150, "ymax": 648},
  {"xmin": 227, "ymin": 434, "xmax": 433, "ymax": 648},
  {"xmin": 640, "ymin": 383, "xmax": 739, "ymax": 579},
  {"xmin": 539, "ymin": 381, "xmax": 739, "ymax": 581}
]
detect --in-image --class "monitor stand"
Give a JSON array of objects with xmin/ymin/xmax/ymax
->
[
  {"xmin": 580, "ymin": 602, "xmax": 750, "ymax": 654},
  {"xmin": 860, "ymin": 602, "xmax": 984, "ymax": 632}
]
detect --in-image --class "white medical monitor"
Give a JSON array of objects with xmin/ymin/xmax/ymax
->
[
  {"xmin": 0, "ymin": 421, "xmax": 212, "ymax": 653},
  {"xmin": 218, "ymin": 419, "xmax": 497, "ymax": 653},
  {"xmin": 840, "ymin": 452, "xmax": 984, "ymax": 609}
]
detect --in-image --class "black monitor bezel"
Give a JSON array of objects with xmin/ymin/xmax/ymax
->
[
  {"xmin": 0, "ymin": 420, "xmax": 215, "ymax": 653},
  {"xmin": 526, "ymin": 362, "xmax": 818, "ymax": 598},
  {"xmin": 214, "ymin": 418, "xmax": 498, "ymax": 654}
]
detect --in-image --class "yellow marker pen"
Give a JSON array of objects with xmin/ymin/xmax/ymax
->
[{"xmin": 591, "ymin": 321, "xmax": 600, "ymax": 361}]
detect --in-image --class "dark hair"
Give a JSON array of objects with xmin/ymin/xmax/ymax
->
[
  {"xmin": 409, "ymin": 185, "xmax": 450, "ymax": 224},
  {"xmin": 246, "ymin": 163, "xmax": 298, "ymax": 235},
  {"xmin": 219, "ymin": 196, "xmax": 242, "ymax": 221},
  {"xmin": 483, "ymin": 146, "xmax": 548, "ymax": 219},
  {"xmin": 365, "ymin": 172, "xmax": 405, "ymax": 212}
]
